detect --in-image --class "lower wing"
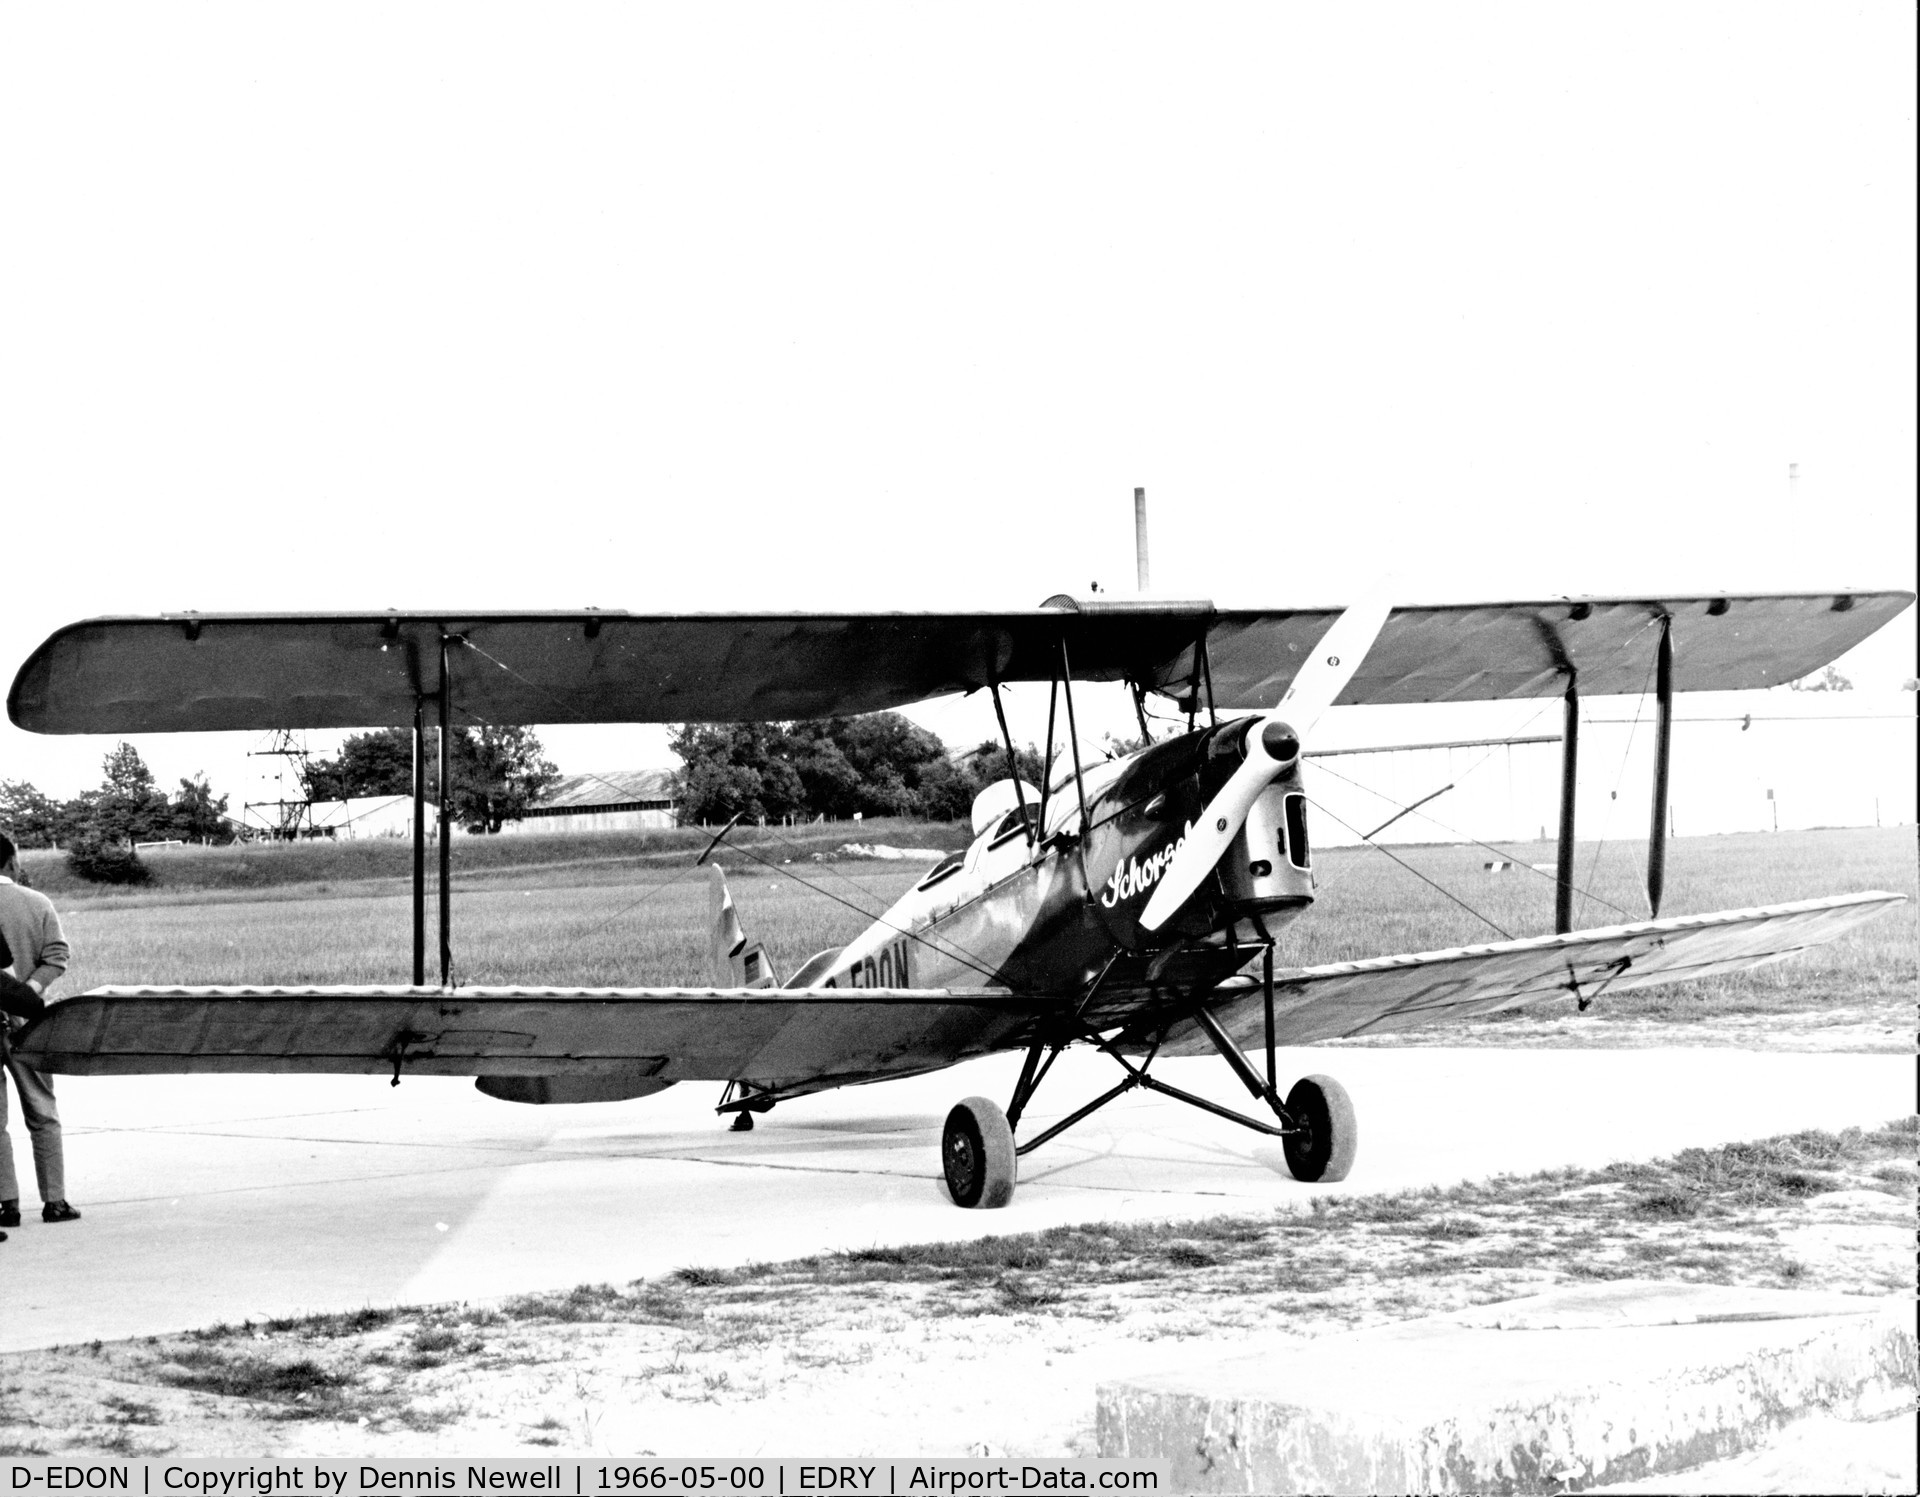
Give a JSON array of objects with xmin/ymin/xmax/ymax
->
[
  {"xmin": 1159, "ymin": 890, "xmax": 1906, "ymax": 1054},
  {"xmin": 15, "ymin": 983, "xmax": 1044, "ymax": 1098}
]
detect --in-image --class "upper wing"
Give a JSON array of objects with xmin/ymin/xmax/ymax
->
[
  {"xmin": 15, "ymin": 983, "xmax": 1047, "ymax": 1096},
  {"xmin": 1157, "ymin": 891, "xmax": 1907, "ymax": 1054},
  {"xmin": 11, "ymin": 591, "xmax": 1909, "ymax": 733},
  {"xmin": 1204, "ymin": 592, "xmax": 1914, "ymax": 707}
]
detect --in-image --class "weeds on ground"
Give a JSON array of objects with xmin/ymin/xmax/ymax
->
[
  {"xmin": 99, "ymin": 1396, "xmax": 161, "ymax": 1426},
  {"xmin": 9, "ymin": 1118, "xmax": 1908, "ymax": 1454}
]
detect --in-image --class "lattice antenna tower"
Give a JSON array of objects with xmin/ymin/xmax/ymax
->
[{"xmin": 242, "ymin": 728, "xmax": 314, "ymax": 839}]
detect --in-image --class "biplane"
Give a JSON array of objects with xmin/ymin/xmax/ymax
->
[{"xmin": 8, "ymin": 589, "xmax": 1911, "ymax": 1208}]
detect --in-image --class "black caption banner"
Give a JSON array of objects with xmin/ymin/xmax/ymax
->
[{"xmin": 5, "ymin": 1461, "xmax": 1168, "ymax": 1497}]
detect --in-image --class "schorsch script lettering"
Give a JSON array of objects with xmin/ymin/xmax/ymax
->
[{"xmin": 1100, "ymin": 822, "xmax": 1196, "ymax": 909}]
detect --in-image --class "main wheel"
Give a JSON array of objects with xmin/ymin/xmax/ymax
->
[
  {"xmin": 1281, "ymin": 1073, "xmax": 1358, "ymax": 1183},
  {"xmin": 943, "ymin": 1096, "xmax": 1016, "ymax": 1208}
]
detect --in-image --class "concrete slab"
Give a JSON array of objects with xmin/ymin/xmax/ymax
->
[
  {"xmin": 1096, "ymin": 1283, "xmax": 1919, "ymax": 1494},
  {"xmin": 3, "ymin": 1045, "xmax": 1911, "ymax": 1352},
  {"xmin": 1593, "ymin": 1406, "xmax": 1918, "ymax": 1493}
]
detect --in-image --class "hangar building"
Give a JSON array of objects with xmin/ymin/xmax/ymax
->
[{"xmin": 499, "ymin": 769, "xmax": 678, "ymax": 834}]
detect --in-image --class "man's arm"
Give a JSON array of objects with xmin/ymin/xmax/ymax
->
[
  {"xmin": 0, "ymin": 971, "xmax": 46, "ymax": 1020},
  {"xmin": 27, "ymin": 906, "xmax": 69, "ymax": 993}
]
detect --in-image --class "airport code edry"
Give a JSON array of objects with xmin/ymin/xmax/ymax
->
[{"xmin": 9, "ymin": 1464, "xmax": 1162, "ymax": 1496}]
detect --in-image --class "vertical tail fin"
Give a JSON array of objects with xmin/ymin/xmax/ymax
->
[{"xmin": 708, "ymin": 864, "xmax": 778, "ymax": 988}]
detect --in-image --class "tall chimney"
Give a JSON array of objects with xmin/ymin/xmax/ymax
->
[{"xmin": 1134, "ymin": 487, "xmax": 1149, "ymax": 591}]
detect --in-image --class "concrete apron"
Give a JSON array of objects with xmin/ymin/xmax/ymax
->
[{"xmin": 1096, "ymin": 1282, "xmax": 1918, "ymax": 1494}]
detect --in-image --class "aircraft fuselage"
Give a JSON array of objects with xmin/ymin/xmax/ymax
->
[{"xmin": 821, "ymin": 718, "xmax": 1317, "ymax": 1005}]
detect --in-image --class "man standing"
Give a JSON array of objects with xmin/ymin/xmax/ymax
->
[{"xmin": 0, "ymin": 832, "xmax": 80, "ymax": 1229}]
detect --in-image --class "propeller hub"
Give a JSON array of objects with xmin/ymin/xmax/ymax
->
[
  {"xmin": 1138, "ymin": 595, "xmax": 1389, "ymax": 935},
  {"xmin": 1260, "ymin": 720, "xmax": 1301, "ymax": 765}
]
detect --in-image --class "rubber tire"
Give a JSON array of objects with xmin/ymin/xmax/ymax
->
[
  {"xmin": 943, "ymin": 1096, "xmax": 1017, "ymax": 1208},
  {"xmin": 1281, "ymin": 1073, "xmax": 1358, "ymax": 1183}
]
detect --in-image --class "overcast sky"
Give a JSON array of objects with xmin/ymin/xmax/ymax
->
[{"xmin": 2, "ymin": 4, "xmax": 1913, "ymax": 803}]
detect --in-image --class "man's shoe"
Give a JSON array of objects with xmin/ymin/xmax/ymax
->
[
  {"xmin": 41, "ymin": 1201, "xmax": 81, "ymax": 1223},
  {"xmin": 0, "ymin": 1205, "xmax": 20, "ymax": 1229}
]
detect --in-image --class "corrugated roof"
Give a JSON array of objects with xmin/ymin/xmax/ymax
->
[{"xmin": 533, "ymin": 769, "xmax": 676, "ymax": 811}]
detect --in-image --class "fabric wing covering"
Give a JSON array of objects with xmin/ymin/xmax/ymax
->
[
  {"xmin": 16, "ymin": 984, "xmax": 1040, "ymax": 1092},
  {"xmin": 10, "ymin": 591, "xmax": 1911, "ymax": 734},
  {"xmin": 17, "ymin": 894, "xmax": 1901, "ymax": 1080},
  {"xmin": 1156, "ymin": 891, "xmax": 1906, "ymax": 1054}
]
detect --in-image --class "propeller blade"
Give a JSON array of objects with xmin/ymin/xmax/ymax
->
[
  {"xmin": 1138, "ymin": 597, "xmax": 1392, "ymax": 933},
  {"xmin": 1272, "ymin": 595, "xmax": 1393, "ymax": 738}
]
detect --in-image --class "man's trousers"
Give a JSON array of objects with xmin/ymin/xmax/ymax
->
[{"xmin": 0, "ymin": 1050, "xmax": 64, "ymax": 1204}]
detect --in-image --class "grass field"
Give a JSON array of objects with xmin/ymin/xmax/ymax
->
[
  {"xmin": 34, "ymin": 825, "xmax": 1915, "ymax": 1038},
  {"xmin": 17, "ymin": 816, "xmax": 967, "ymax": 902}
]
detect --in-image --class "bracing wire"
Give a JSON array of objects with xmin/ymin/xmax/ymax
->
[
  {"xmin": 1309, "ymin": 756, "xmax": 1638, "ymax": 922},
  {"xmin": 695, "ymin": 834, "xmax": 1006, "ymax": 984},
  {"xmin": 1576, "ymin": 646, "xmax": 1661, "ymax": 926},
  {"xmin": 423, "ymin": 693, "xmax": 710, "ymax": 948},
  {"xmin": 454, "ymin": 635, "xmax": 1006, "ymax": 982},
  {"xmin": 459, "ymin": 636, "xmax": 913, "ymax": 914},
  {"xmin": 1303, "ymin": 613, "xmax": 1670, "ymax": 923},
  {"xmin": 1303, "ymin": 794, "xmax": 1515, "ymax": 941}
]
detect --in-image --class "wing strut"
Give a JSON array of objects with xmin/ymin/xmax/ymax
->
[
  {"xmin": 1647, "ymin": 617, "xmax": 1675, "ymax": 917},
  {"xmin": 1057, "ymin": 636, "xmax": 1091, "ymax": 832},
  {"xmin": 988, "ymin": 681, "xmax": 1032, "ymax": 844},
  {"xmin": 411, "ymin": 696, "xmax": 427, "ymax": 985},
  {"xmin": 1555, "ymin": 674, "xmax": 1580, "ymax": 934},
  {"xmin": 438, "ymin": 635, "xmax": 454, "ymax": 986}
]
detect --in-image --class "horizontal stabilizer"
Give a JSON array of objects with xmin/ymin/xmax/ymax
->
[{"xmin": 1159, "ymin": 890, "xmax": 1906, "ymax": 1053}]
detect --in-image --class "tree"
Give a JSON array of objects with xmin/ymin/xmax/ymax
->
[
  {"xmin": 670, "ymin": 714, "xmax": 1044, "ymax": 824},
  {"xmin": 65, "ymin": 837, "xmax": 149, "ymax": 884},
  {"xmin": 51, "ymin": 790, "xmax": 101, "ymax": 848},
  {"xmin": 914, "ymin": 755, "xmax": 979, "ymax": 822},
  {"xmin": 789, "ymin": 713, "xmax": 957, "ymax": 818},
  {"xmin": 300, "ymin": 729, "xmax": 416, "ymax": 801},
  {"xmin": 102, "ymin": 742, "xmax": 154, "ymax": 798},
  {"xmin": 826, "ymin": 714, "xmax": 948, "ymax": 816},
  {"xmin": 451, "ymin": 725, "xmax": 561, "ymax": 833},
  {"xmin": 300, "ymin": 724, "xmax": 561, "ymax": 832},
  {"xmin": 170, "ymin": 773, "xmax": 232, "ymax": 843},
  {"xmin": 0, "ymin": 779, "xmax": 63, "ymax": 849},
  {"xmin": 84, "ymin": 742, "xmax": 174, "ymax": 846},
  {"xmin": 787, "ymin": 728, "xmax": 864, "ymax": 818},
  {"xmin": 960, "ymin": 740, "xmax": 1046, "ymax": 789},
  {"xmin": 54, "ymin": 745, "xmax": 232, "ymax": 879},
  {"xmin": 670, "ymin": 723, "xmax": 806, "ymax": 824}
]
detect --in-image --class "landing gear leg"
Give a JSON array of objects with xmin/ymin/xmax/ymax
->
[
  {"xmin": 943, "ymin": 1096, "xmax": 1016, "ymax": 1208},
  {"xmin": 1280, "ymin": 1073, "xmax": 1357, "ymax": 1182}
]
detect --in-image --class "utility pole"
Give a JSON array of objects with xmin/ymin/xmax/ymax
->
[{"xmin": 1134, "ymin": 487, "xmax": 1149, "ymax": 591}]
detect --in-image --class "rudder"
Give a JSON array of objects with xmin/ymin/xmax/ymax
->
[{"xmin": 708, "ymin": 864, "xmax": 778, "ymax": 988}]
